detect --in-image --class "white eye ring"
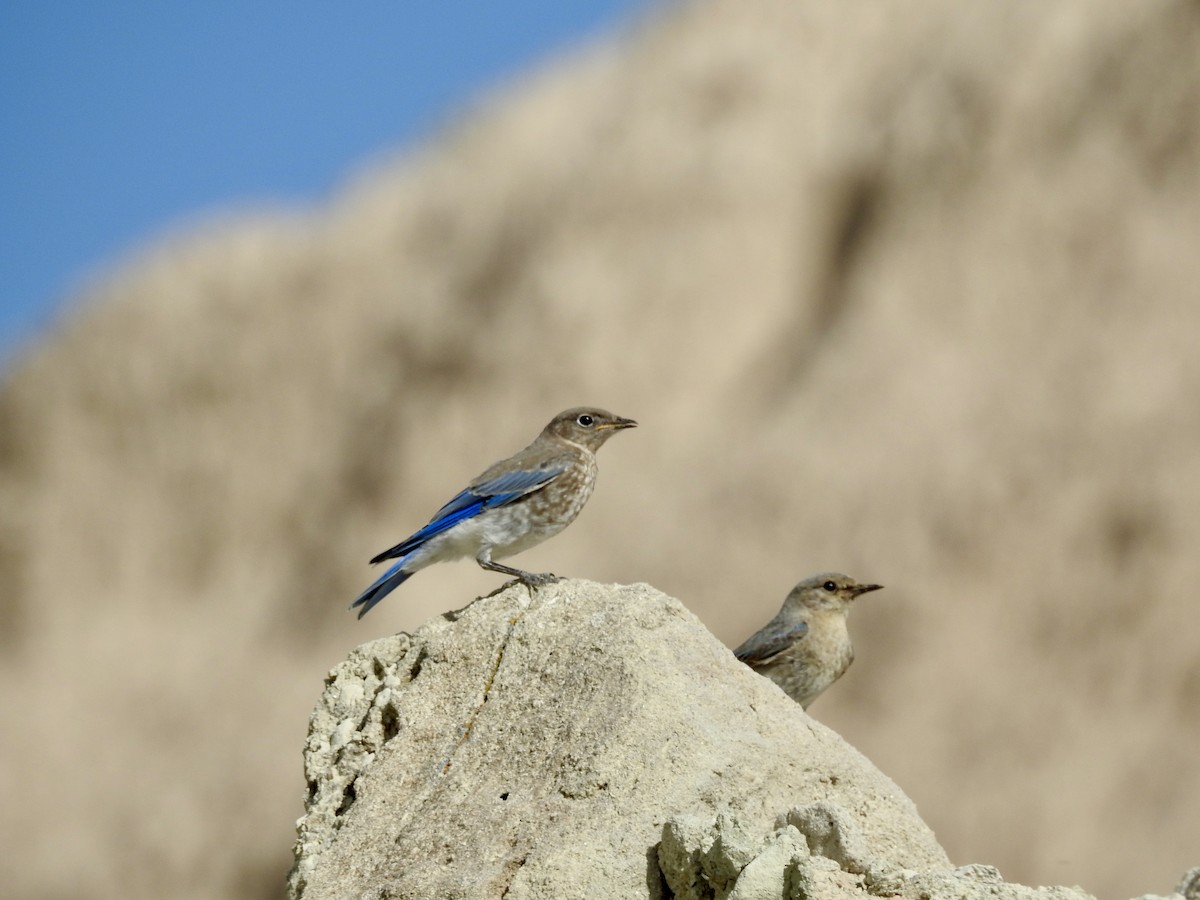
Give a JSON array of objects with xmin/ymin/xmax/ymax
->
[{"xmin": 577, "ymin": 414, "xmax": 594, "ymax": 427}]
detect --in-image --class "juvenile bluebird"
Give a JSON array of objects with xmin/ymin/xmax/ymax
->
[
  {"xmin": 733, "ymin": 573, "xmax": 882, "ymax": 708},
  {"xmin": 351, "ymin": 407, "xmax": 637, "ymax": 618}
]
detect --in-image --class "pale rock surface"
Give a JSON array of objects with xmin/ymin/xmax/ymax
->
[
  {"xmin": 291, "ymin": 580, "xmax": 1117, "ymax": 900},
  {"xmin": 291, "ymin": 580, "xmax": 946, "ymax": 897},
  {"xmin": 659, "ymin": 807, "xmax": 1095, "ymax": 900}
]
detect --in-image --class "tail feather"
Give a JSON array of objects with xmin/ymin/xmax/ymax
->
[{"xmin": 350, "ymin": 560, "xmax": 413, "ymax": 618}]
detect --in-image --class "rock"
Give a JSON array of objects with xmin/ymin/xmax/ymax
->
[
  {"xmin": 289, "ymin": 580, "xmax": 946, "ymax": 897},
  {"xmin": 660, "ymin": 804, "xmax": 1099, "ymax": 899},
  {"xmin": 289, "ymin": 579, "xmax": 1102, "ymax": 899},
  {"xmin": 1132, "ymin": 865, "xmax": 1200, "ymax": 900}
]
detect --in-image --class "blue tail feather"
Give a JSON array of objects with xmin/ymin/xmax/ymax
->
[{"xmin": 350, "ymin": 560, "xmax": 413, "ymax": 618}]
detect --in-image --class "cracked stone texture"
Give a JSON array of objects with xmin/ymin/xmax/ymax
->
[
  {"xmin": 289, "ymin": 580, "xmax": 950, "ymax": 898},
  {"xmin": 659, "ymin": 806, "xmax": 1097, "ymax": 900}
]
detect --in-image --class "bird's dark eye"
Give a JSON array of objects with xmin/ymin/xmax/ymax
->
[
  {"xmin": 823, "ymin": 581, "xmax": 838, "ymax": 592},
  {"xmin": 576, "ymin": 414, "xmax": 594, "ymax": 427}
]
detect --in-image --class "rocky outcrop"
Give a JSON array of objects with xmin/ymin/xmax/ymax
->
[{"xmin": 290, "ymin": 580, "xmax": 1121, "ymax": 899}]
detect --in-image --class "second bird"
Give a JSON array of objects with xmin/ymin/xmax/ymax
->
[
  {"xmin": 351, "ymin": 407, "xmax": 637, "ymax": 618},
  {"xmin": 733, "ymin": 573, "xmax": 883, "ymax": 708}
]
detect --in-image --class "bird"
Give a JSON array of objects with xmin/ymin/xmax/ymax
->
[
  {"xmin": 733, "ymin": 573, "xmax": 883, "ymax": 708},
  {"xmin": 350, "ymin": 407, "xmax": 637, "ymax": 618}
]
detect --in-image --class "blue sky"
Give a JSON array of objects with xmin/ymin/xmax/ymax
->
[{"xmin": 0, "ymin": 2, "xmax": 655, "ymax": 366}]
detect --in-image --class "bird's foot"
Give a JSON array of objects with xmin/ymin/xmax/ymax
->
[
  {"xmin": 479, "ymin": 558, "xmax": 560, "ymax": 586},
  {"xmin": 520, "ymin": 571, "xmax": 561, "ymax": 588}
]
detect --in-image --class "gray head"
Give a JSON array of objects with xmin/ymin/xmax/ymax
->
[
  {"xmin": 543, "ymin": 407, "xmax": 638, "ymax": 452},
  {"xmin": 785, "ymin": 573, "xmax": 883, "ymax": 614}
]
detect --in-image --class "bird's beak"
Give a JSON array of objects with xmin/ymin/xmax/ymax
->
[
  {"xmin": 851, "ymin": 583, "xmax": 883, "ymax": 598},
  {"xmin": 603, "ymin": 417, "xmax": 638, "ymax": 430}
]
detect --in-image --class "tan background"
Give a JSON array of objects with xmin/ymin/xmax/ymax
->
[{"xmin": 1, "ymin": 0, "xmax": 1197, "ymax": 897}]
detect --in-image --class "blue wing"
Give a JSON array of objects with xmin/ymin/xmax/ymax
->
[
  {"xmin": 368, "ymin": 464, "xmax": 566, "ymax": 565},
  {"xmin": 733, "ymin": 620, "xmax": 808, "ymax": 666}
]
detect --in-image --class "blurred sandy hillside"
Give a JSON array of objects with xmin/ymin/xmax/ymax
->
[{"xmin": 1, "ymin": 0, "xmax": 1198, "ymax": 898}]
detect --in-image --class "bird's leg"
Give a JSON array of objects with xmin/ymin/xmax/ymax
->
[{"xmin": 476, "ymin": 553, "xmax": 560, "ymax": 587}]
